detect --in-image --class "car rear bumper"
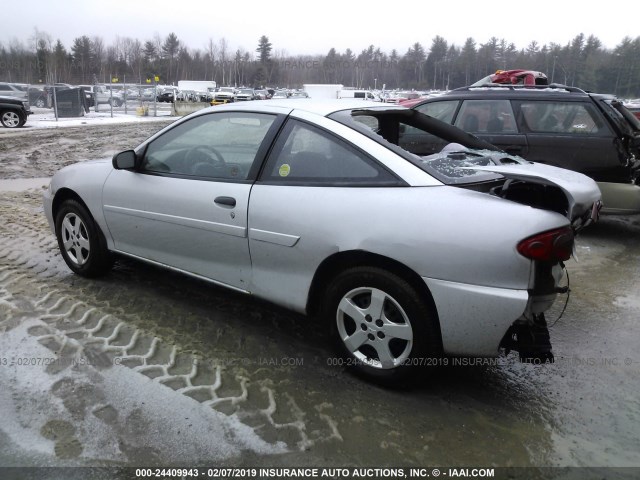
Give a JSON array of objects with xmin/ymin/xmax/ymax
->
[{"xmin": 423, "ymin": 277, "xmax": 529, "ymax": 356}]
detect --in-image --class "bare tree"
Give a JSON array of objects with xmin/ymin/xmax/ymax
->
[
  {"xmin": 218, "ymin": 38, "xmax": 228, "ymax": 85},
  {"xmin": 206, "ymin": 38, "xmax": 218, "ymax": 82}
]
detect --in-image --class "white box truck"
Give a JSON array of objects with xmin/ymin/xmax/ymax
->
[{"xmin": 303, "ymin": 84, "xmax": 343, "ymax": 100}]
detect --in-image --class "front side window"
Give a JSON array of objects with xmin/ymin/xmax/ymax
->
[
  {"xmin": 261, "ymin": 119, "xmax": 399, "ymax": 185},
  {"xmin": 141, "ymin": 112, "xmax": 276, "ymax": 180},
  {"xmin": 518, "ymin": 101, "xmax": 606, "ymax": 134}
]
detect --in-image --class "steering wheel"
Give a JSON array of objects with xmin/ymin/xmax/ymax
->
[{"xmin": 184, "ymin": 146, "xmax": 226, "ymax": 175}]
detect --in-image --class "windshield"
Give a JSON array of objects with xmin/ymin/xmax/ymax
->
[{"xmin": 329, "ymin": 107, "xmax": 520, "ymax": 185}]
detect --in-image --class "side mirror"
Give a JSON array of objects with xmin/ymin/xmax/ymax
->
[{"xmin": 112, "ymin": 150, "xmax": 137, "ymax": 170}]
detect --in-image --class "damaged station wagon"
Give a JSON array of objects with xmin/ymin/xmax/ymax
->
[
  {"xmin": 43, "ymin": 100, "xmax": 601, "ymax": 384},
  {"xmin": 409, "ymin": 84, "xmax": 640, "ymax": 214}
]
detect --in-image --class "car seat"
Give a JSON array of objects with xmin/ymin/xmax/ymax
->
[
  {"xmin": 463, "ymin": 114, "xmax": 479, "ymax": 132},
  {"xmin": 487, "ymin": 116, "xmax": 504, "ymax": 133}
]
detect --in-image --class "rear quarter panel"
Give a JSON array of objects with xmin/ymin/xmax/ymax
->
[{"xmin": 247, "ymin": 184, "xmax": 568, "ymax": 313}]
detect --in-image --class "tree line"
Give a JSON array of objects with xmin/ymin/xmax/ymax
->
[{"xmin": 1, "ymin": 30, "xmax": 639, "ymax": 97}]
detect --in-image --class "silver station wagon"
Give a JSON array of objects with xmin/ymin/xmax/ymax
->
[{"xmin": 43, "ymin": 99, "xmax": 601, "ymax": 384}]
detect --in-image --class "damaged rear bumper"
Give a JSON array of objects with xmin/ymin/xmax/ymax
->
[{"xmin": 423, "ymin": 276, "xmax": 562, "ymax": 361}]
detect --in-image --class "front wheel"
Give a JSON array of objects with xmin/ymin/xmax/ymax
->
[
  {"xmin": 323, "ymin": 267, "xmax": 441, "ymax": 385},
  {"xmin": 55, "ymin": 199, "xmax": 113, "ymax": 277},
  {"xmin": 1, "ymin": 110, "xmax": 25, "ymax": 128}
]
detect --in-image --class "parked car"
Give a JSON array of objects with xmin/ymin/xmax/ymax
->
[
  {"xmin": 29, "ymin": 87, "xmax": 48, "ymax": 107},
  {"xmin": 289, "ymin": 90, "xmax": 309, "ymax": 99},
  {"xmin": 43, "ymin": 100, "xmax": 601, "ymax": 384},
  {"xmin": 234, "ymin": 88, "xmax": 255, "ymax": 101},
  {"xmin": 156, "ymin": 91, "xmax": 175, "ymax": 103},
  {"xmin": 384, "ymin": 91, "xmax": 420, "ymax": 104},
  {"xmin": 211, "ymin": 87, "xmax": 235, "ymax": 105},
  {"xmin": 141, "ymin": 88, "xmax": 156, "ymax": 101},
  {"xmin": 77, "ymin": 85, "xmax": 125, "ymax": 107},
  {"xmin": 0, "ymin": 95, "xmax": 32, "ymax": 128},
  {"xmin": 409, "ymin": 84, "xmax": 640, "ymax": 214},
  {"xmin": 125, "ymin": 88, "xmax": 141, "ymax": 100},
  {"xmin": 11, "ymin": 84, "xmax": 47, "ymax": 107},
  {"xmin": 0, "ymin": 82, "xmax": 28, "ymax": 102}
]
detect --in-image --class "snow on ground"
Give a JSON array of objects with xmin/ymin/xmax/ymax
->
[{"xmin": 8, "ymin": 107, "xmax": 179, "ymax": 131}]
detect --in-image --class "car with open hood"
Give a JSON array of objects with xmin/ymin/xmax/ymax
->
[{"xmin": 43, "ymin": 99, "xmax": 601, "ymax": 385}]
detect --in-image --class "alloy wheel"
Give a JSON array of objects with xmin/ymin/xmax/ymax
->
[
  {"xmin": 61, "ymin": 212, "xmax": 91, "ymax": 266},
  {"xmin": 336, "ymin": 287, "xmax": 414, "ymax": 369}
]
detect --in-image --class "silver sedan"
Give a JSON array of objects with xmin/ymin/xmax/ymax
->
[{"xmin": 43, "ymin": 99, "xmax": 601, "ymax": 384}]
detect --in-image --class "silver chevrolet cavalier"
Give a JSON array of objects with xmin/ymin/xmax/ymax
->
[{"xmin": 43, "ymin": 99, "xmax": 601, "ymax": 384}]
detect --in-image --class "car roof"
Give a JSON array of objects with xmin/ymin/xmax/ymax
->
[
  {"xmin": 207, "ymin": 98, "xmax": 401, "ymax": 117},
  {"xmin": 445, "ymin": 84, "xmax": 591, "ymax": 98}
]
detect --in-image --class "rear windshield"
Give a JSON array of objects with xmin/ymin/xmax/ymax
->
[{"xmin": 329, "ymin": 107, "xmax": 519, "ymax": 185}]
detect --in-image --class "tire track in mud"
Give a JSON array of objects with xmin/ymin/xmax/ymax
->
[{"xmin": 0, "ymin": 190, "xmax": 343, "ymax": 453}]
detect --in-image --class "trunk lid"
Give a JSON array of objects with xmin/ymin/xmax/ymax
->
[{"xmin": 466, "ymin": 160, "xmax": 602, "ymax": 224}]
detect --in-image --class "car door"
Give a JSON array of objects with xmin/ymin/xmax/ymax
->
[
  {"xmin": 247, "ymin": 115, "xmax": 404, "ymax": 312},
  {"xmin": 102, "ymin": 111, "xmax": 281, "ymax": 291},
  {"xmin": 450, "ymin": 99, "xmax": 529, "ymax": 157},
  {"xmin": 513, "ymin": 100, "xmax": 623, "ymax": 181}
]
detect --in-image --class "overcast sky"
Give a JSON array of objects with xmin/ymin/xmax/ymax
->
[{"xmin": 5, "ymin": 0, "xmax": 638, "ymax": 56}]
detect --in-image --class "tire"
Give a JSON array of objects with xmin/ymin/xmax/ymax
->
[
  {"xmin": 35, "ymin": 98, "xmax": 46, "ymax": 108},
  {"xmin": 323, "ymin": 266, "xmax": 442, "ymax": 385},
  {"xmin": 0, "ymin": 110, "xmax": 25, "ymax": 128},
  {"xmin": 54, "ymin": 199, "xmax": 113, "ymax": 277}
]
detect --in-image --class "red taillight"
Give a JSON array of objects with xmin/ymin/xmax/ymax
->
[{"xmin": 517, "ymin": 226, "xmax": 574, "ymax": 262}]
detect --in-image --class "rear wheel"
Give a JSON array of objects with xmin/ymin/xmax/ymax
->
[
  {"xmin": 55, "ymin": 199, "xmax": 113, "ymax": 277},
  {"xmin": 0, "ymin": 110, "xmax": 25, "ymax": 128},
  {"xmin": 35, "ymin": 98, "xmax": 46, "ymax": 108},
  {"xmin": 323, "ymin": 267, "xmax": 441, "ymax": 385}
]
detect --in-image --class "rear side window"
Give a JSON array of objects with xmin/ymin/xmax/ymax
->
[
  {"xmin": 261, "ymin": 119, "xmax": 399, "ymax": 185},
  {"xmin": 518, "ymin": 101, "xmax": 607, "ymax": 134},
  {"xmin": 453, "ymin": 100, "xmax": 518, "ymax": 134}
]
